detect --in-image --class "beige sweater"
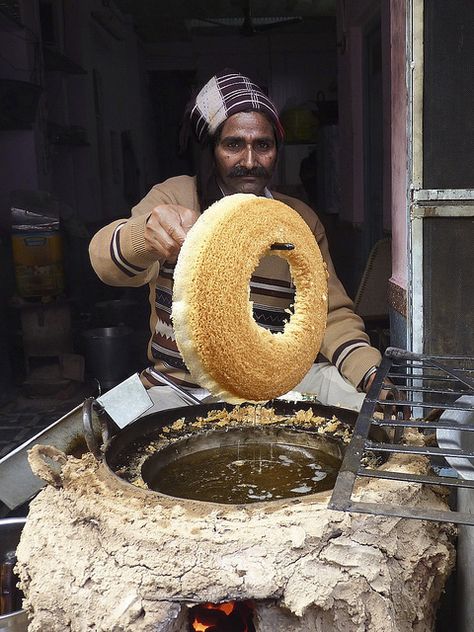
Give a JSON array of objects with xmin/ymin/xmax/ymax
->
[{"xmin": 89, "ymin": 175, "xmax": 381, "ymax": 390}]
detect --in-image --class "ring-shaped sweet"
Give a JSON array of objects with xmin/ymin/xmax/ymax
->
[{"xmin": 172, "ymin": 193, "xmax": 328, "ymax": 403}]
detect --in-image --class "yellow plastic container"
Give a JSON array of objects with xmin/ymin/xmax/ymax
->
[
  {"xmin": 11, "ymin": 229, "xmax": 65, "ymax": 297},
  {"xmin": 280, "ymin": 107, "xmax": 319, "ymax": 143}
]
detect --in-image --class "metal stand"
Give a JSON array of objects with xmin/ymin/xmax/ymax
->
[{"xmin": 329, "ymin": 347, "xmax": 474, "ymax": 525}]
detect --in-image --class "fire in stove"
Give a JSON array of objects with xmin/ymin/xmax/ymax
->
[{"xmin": 189, "ymin": 600, "xmax": 256, "ymax": 631}]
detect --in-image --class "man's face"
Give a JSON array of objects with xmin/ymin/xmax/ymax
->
[{"xmin": 213, "ymin": 111, "xmax": 278, "ymax": 196}]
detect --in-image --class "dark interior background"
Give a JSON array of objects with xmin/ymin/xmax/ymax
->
[{"xmin": 0, "ymin": 0, "xmax": 393, "ymax": 402}]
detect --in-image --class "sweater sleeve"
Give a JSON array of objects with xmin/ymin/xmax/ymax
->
[
  {"xmin": 314, "ymin": 222, "xmax": 382, "ymax": 388},
  {"xmin": 88, "ymin": 177, "xmax": 196, "ymax": 288},
  {"xmin": 271, "ymin": 190, "xmax": 381, "ymax": 388}
]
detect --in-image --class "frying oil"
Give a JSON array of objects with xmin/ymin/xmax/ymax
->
[{"xmin": 146, "ymin": 442, "xmax": 342, "ymax": 504}]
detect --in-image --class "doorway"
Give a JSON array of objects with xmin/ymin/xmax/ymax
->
[{"xmin": 363, "ymin": 16, "xmax": 384, "ymax": 264}]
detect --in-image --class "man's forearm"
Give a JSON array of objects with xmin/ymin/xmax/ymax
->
[{"xmin": 89, "ymin": 216, "xmax": 158, "ymax": 287}]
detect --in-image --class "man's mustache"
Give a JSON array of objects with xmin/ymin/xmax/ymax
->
[{"xmin": 228, "ymin": 165, "xmax": 269, "ymax": 178}]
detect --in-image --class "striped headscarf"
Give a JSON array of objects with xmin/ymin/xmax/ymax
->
[{"xmin": 190, "ymin": 70, "xmax": 284, "ymax": 142}]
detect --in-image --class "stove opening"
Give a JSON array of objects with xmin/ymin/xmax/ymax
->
[{"xmin": 189, "ymin": 600, "xmax": 256, "ymax": 631}]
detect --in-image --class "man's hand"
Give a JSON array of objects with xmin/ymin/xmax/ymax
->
[
  {"xmin": 365, "ymin": 371, "xmax": 411, "ymax": 419},
  {"xmin": 144, "ymin": 204, "xmax": 200, "ymax": 263}
]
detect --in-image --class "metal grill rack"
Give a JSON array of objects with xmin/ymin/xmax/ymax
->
[{"xmin": 329, "ymin": 347, "xmax": 474, "ymax": 525}]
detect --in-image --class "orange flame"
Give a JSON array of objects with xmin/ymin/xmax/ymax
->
[{"xmin": 190, "ymin": 600, "xmax": 253, "ymax": 631}]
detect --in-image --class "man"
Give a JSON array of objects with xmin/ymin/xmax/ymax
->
[{"xmin": 89, "ymin": 70, "xmax": 382, "ymax": 411}]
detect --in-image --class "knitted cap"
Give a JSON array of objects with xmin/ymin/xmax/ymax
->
[{"xmin": 190, "ymin": 70, "xmax": 284, "ymax": 142}]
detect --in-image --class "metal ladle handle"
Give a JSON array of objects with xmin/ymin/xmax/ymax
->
[
  {"xmin": 271, "ymin": 242, "xmax": 294, "ymax": 250},
  {"xmin": 151, "ymin": 370, "xmax": 202, "ymax": 406}
]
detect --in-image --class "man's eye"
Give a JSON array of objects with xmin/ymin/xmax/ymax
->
[
  {"xmin": 256, "ymin": 141, "xmax": 273, "ymax": 152},
  {"xmin": 225, "ymin": 140, "xmax": 242, "ymax": 150}
]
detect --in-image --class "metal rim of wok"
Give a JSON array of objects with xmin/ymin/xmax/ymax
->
[{"xmin": 85, "ymin": 400, "xmax": 388, "ymax": 507}]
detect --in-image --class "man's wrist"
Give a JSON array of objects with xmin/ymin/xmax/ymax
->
[{"xmin": 360, "ymin": 366, "xmax": 378, "ymax": 392}]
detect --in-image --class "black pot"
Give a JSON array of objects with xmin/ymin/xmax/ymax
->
[{"xmin": 92, "ymin": 299, "xmax": 138, "ymax": 328}]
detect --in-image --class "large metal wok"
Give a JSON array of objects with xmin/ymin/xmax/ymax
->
[{"xmin": 81, "ymin": 399, "xmax": 388, "ymax": 505}]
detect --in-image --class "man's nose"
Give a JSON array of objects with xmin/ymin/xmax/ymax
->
[{"xmin": 242, "ymin": 144, "xmax": 256, "ymax": 168}]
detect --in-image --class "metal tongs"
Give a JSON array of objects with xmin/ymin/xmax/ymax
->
[{"xmin": 151, "ymin": 370, "xmax": 202, "ymax": 406}]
